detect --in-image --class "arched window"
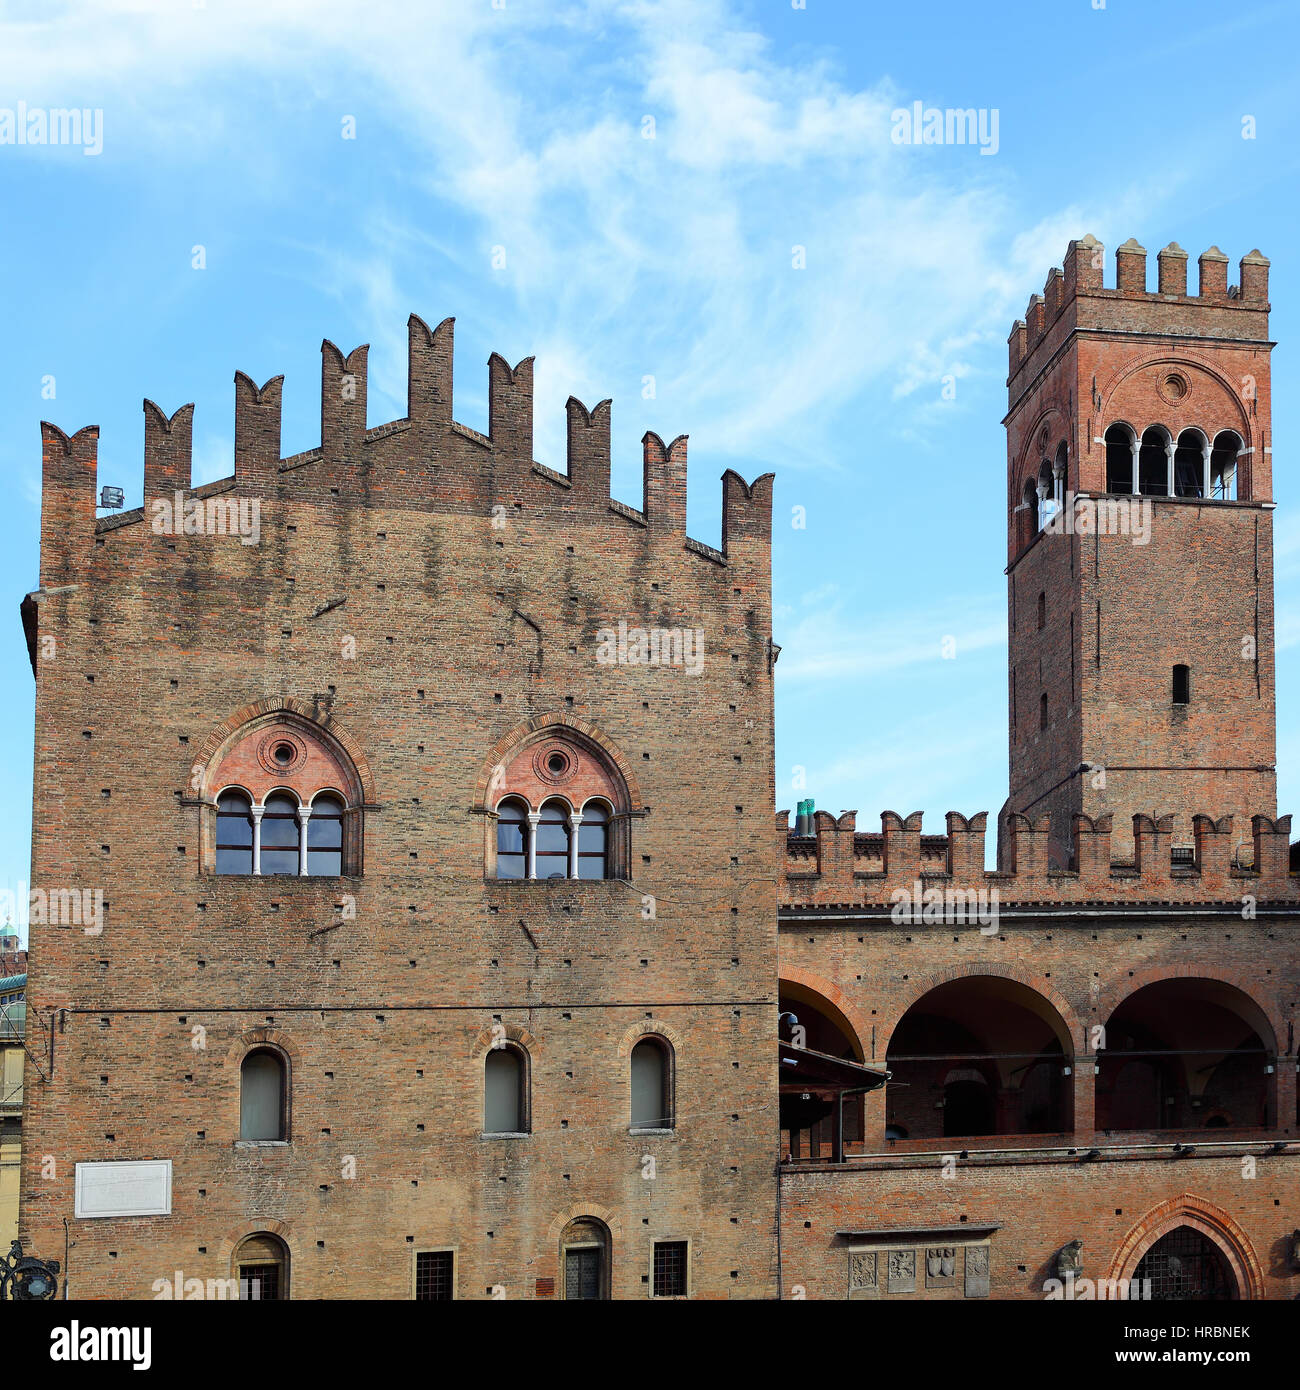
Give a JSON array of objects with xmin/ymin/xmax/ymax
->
[
  {"xmin": 1210, "ymin": 431, "xmax": 1241, "ymax": 500},
  {"xmin": 307, "ymin": 794, "xmax": 344, "ymax": 876},
  {"xmin": 484, "ymin": 1045, "xmax": 528, "ymax": 1134},
  {"xmin": 495, "ymin": 799, "xmax": 528, "ymax": 879},
  {"xmin": 1036, "ymin": 460, "xmax": 1056, "ymax": 531},
  {"xmin": 535, "ymin": 800, "xmax": 570, "ymax": 880},
  {"xmin": 240, "ymin": 1048, "xmax": 287, "ymax": 1141},
  {"xmin": 578, "ymin": 802, "xmax": 611, "ymax": 879},
  {"xmin": 630, "ymin": 1036, "xmax": 674, "ymax": 1130},
  {"xmin": 235, "ymin": 1233, "xmax": 289, "ymax": 1301},
  {"xmin": 216, "ymin": 791, "xmax": 254, "ymax": 874},
  {"xmin": 1174, "ymin": 429, "xmax": 1207, "ymax": 498},
  {"xmin": 1138, "ymin": 426, "xmax": 1171, "ymax": 496},
  {"xmin": 259, "ymin": 793, "xmax": 300, "ymax": 876},
  {"xmin": 1104, "ymin": 424, "xmax": 1134, "ymax": 493}
]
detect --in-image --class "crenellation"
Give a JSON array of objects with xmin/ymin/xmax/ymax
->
[
  {"xmin": 142, "ymin": 399, "xmax": 194, "ymax": 499},
  {"xmin": 320, "ymin": 340, "xmax": 369, "ymax": 464},
  {"xmin": 641, "ymin": 431, "xmax": 689, "ymax": 539},
  {"xmin": 565, "ymin": 395, "xmax": 611, "ymax": 507},
  {"xmin": 406, "ymin": 313, "xmax": 454, "ymax": 430},
  {"xmin": 1198, "ymin": 244, "xmax": 1229, "ymax": 299},
  {"xmin": 38, "ymin": 318, "xmax": 772, "ymax": 577},
  {"xmin": 487, "ymin": 351, "xmax": 534, "ymax": 472},
  {"xmin": 233, "ymin": 371, "xmax": 284, "ymax": 485}
]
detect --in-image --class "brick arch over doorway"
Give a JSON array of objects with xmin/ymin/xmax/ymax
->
[{"xmin": 1108, "ymin": 1193, "xmax": 1265, "ymax": 1300}]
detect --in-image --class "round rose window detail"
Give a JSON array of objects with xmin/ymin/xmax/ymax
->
[
  {"xmin": 533, "ymin": 744, "xmax": 577, "ymax": 785},
  {"xmin": 257, "ymin": 731, "xmax": 308, "ymax": 776}
]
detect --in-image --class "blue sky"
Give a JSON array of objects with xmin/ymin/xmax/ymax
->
[{"xmin": 2, "ymin": 0, "xmax": 1299, "ymax": 926}]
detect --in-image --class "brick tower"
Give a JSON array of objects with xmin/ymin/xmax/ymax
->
[{"xmin": 1004, "ymin": 236, "xmax": 1276, "ymax": 863}]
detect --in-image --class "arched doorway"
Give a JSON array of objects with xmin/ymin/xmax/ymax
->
[
  {"xmin": 1134, "ymin": 1226, "xmax": 1236, "ymax": 1301},
  {"xmin": 560, "ymin": 1217, "xmax": 611, "ymax": 1301}
]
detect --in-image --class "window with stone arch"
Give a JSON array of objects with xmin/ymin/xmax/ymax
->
[
  {"xmin": 202, "ymin": 711, "xmax": 367, "ymax": 878},
  {"xmin": 485, "ymin": 726, "xmax": 632, "ymax": 881}
]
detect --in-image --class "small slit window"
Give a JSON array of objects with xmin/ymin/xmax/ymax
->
[
  {"xmin": 1039, "ymin": 693, "xmax": 1048, "ymax": 731},
  {"xmin": 1173, "ymin": 664, "xmax": 1191, "ymax": 705}
]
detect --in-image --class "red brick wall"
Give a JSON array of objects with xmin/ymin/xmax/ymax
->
[{"xmin": 21, "ymin": 318, "xmax": 780, "ymax": 1299}]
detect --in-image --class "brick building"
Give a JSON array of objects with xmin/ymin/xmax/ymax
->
[{"xmin": 17, "ymin": 236, "xmax": 1300, "ymax": 1300}]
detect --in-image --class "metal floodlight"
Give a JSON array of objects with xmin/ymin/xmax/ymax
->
[{"xmin": 99, "ymin": 486, "xmax": 124, "ymax": 510}]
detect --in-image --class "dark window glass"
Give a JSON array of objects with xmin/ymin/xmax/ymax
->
[
  {"xmin": 1138, "ymin": 428, "xmax": 1169, "ymax": 496},
  {"xmin": 307, "ymin": 794, "xmax": 344, "ymax": 876},
  {"xmin": 216, "ymin": 792, "xmax": 254, "ymax": 874},
  {"xmin": 1104, "ymin": 426, "xmax": 1133, "ymax": 492},
  {"xmin": 261, "ymin": 793, "xmax": 300, "ymax": 875},
  {"xmin": 536, "ymin": 801, "xmax": 570, "ymax": 878},
  {"xmin": 653, "ymin": 1241, "xmax": 688, "ymax": 1297},
  {"xmin": 577, "ymin": 803, "xmax": 610, "ymax": 879},
  {"xmin": 415, "ymin": 1250, "xmax": 454, "ymax": 1301},
  {"xmin": 496, "ymin": 800, "xmax": 527, "ymax": 879},
  {"xmin": 1173, "ymin": 664, "xmax": 1191, "ymax": 705},
  {"xmin": 1174, "ymin": 432, "xmax": 1204, "ymax": 497}
]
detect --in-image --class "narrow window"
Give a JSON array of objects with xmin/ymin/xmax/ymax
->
[
  {"xmin": 1210, "ymin": 431, "xmax": 1240, "ymax": 500},
  {"xmin": 1174, "ymin": 430, "xmax": 1205, "ymax": 498},
  {"xmin": 1036, "ymin": 592, "xmax": 1045, "ymax": 631},
  {"xmin": 1039, "ymin": 693, "xmax": 1048, "ymax": 731},
  {"xmin": 484, "ymin": 1047, "xmax": 525, "ymax": 1133},
  {"xmin": 535, "ymin": 800, "xmax": 570, "ymax": 880},
  {"xmin": 216, "ymin": 792, "xmax": 253, "ymax": 875},
  {"xmin": 260, "ymin": 793, "xmax": 300, "ymax": 876},
  {"xmin": 1138, "ymin": 426, "xmax": 1170, "ymax": 496},
  {"xmin": 577, "ymin": 802, "xmax": 610, "ymax": 879},
  {"xmin": 415, "ymin": 1251, "xmax": 454, "ymax": 1301},
  {"xmin": 652, "ymin": 1241, "xmax": 689, "ymax": 1298},
  {"xmin": 307, "ymin": 794, "xmax": 344, "ymax": 876},
  {"xmin": 1104, "ymin": 424, "xmax": 1133, "ymax": 493},
  {"xmin": 1172, "ymin": 664, "xmax": 1190, "ymax": 705},
  {"xmin": 240, "ymin": 1049, "xmax": 286, "ymax": 1141},
  {"xmin": 631, "ymin": 1037, "xmax": 673, "ymax": 1129},
  {"xmin": 495, "ymin": 799, "xmax": 528, "ymax": 879}
]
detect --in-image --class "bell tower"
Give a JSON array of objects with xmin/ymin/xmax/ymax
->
[{"xmin": 1004, "ymin": 235, "xmax": 1276, "ymax": 863}]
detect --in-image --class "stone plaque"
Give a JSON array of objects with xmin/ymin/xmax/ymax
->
[
  {"xmin": 887, "ymin": 1247, "xmax": 916, "ymax": 1294},
  {"xmin": 848, "ymin": 1250, "xmax": 878, "ymax": 1298},
  {"xmin": 925, "ymin": 1245, "xmax": 957, "ymax": 1289},
  {"xmin": 965, "ymin": 1243, "xmax": 990, "ymax": 1298},
  {"xmin": 74, "ymin": 1160, "xmax": 172, "ymax": 1219}
]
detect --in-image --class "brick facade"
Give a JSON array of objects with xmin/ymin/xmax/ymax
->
[{"xmin": 18, "ymin": 237, "xmax": 1300, "ymax": 1301}]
